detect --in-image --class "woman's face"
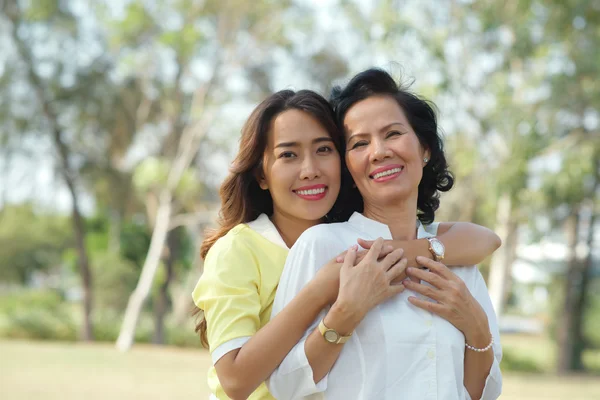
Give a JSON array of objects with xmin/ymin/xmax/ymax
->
[
  {"xmin": 260, "ymin": 109, "xmax": 341, "ymax": 225},
  {"xmin": 344, "ymin": 95, "xmax": 430, "ymax": 208}
]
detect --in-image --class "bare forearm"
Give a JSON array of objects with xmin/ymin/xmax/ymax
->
[
  {"xmin": 398, "ymin": 223, "xmax": 500, "ymax": 268},
  {"xmin": 305, "ymin": 302, "xmax": 363, "ymax": 383},
  {"xmin": 221, "ymin": 281, "xmax": 328, "ymax": 397},
  {"xmin": 463, "ymin": 331, "xmax": 494, "ymax": 399},
  {"xmin": 440, "ymin": 222, "xmax": 501, "ymax": 266}
]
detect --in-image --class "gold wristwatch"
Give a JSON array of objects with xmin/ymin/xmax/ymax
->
[
  {"xmin": 426, "ymin": 237, "xmax": 445, "ymax": 262},
  {"xmin": 318, "ymin": 319, "xmax": 352, "ymax": 344}
]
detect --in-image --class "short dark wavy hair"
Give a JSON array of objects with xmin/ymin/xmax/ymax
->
[{"xmin": 329, "ymin": 68, "xmax": 454, "ymax": 224}]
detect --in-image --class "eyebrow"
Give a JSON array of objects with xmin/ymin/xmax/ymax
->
[
  {"xmin": 274, "ymin": 136, "xmax": 334, "ymax": 149},
  {"xmin": 347, "ymin": 122, "xmax": 407, "ymax": 142}
]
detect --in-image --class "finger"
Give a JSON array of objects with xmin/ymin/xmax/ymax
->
[
  {"xmin": 415, "ymin": 256, "xmax": 455, "ymax": 280},
  {"xmin": 403, "ymin": 280, "xmax": 443, "ymax": 302},
  {"xmin": 408, "ymin": 296, "xmax": 446, "ymax": 316},
  {"xmin": 342, "ymin": 245, "xmax": 358, "ymax": 269},
  {"xmin": 355, "ymin": 249, "xmax": 368, "ymax": 264},
  {"xmin": 357, "ymin": 238, "xmax": 373, "ymax": 249},
  {"xmin": 386, "ymin": 258, "xmax": 408, "ymax": 282},
  {"xmin": 387, "ymin": 283, "xmax": 406, "ymax": 297},
  {"xmin": 380, "ymin": 248, "xmax": 405, "ymax": 270},
  {"xmin": 405, "ymin": 266, "xmax": 446, "ymax": 289},
  {"xmin": 364, "ymin": 238, "xmax": 384, "ymax": 262},
  {"xmin": 335, "ymin": 250, "xmax": 348, "ymax": 263},
  {"xmin": 378, "ymin": 244, "xmax": 395, "ymax": 259}
]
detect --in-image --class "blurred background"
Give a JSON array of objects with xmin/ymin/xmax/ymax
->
[{"xmin": 0, "ymin": 0, "xmax": 598, "ymax": 399}]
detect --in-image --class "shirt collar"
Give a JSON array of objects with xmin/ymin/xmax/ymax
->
[
  {"xmin": 246, "ymin": 214, "xmax": 289, "ymax": 250},
  {"xmin": 348, "ymin": 212, "xmax": 435, "ymax": 239}
]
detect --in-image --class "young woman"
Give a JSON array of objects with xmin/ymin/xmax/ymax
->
[
  {"xmin": 268, "ymin": 69, "xmax": 502, "ymax": 400},
  {"xmin": 193, "ymin": 89, "xmax": 500, "ymax": 400}
]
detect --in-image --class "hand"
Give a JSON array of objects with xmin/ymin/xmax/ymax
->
[
  {"xmin": 335, "ymin": 238, "xmax": 408, "ymax": 320},
  {"xmin": 314, "ymin": 255, "xmax": 343, "ymax": 305},
  {"xmin": 335, "ymin": 243, "xmax": 395, "ymax": 264},
  {"xmin": 403, "ymin": 256, "xmax": 490, "ymax": 343}
]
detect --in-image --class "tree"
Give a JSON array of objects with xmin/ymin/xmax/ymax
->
[
  {"xmin": 113, "ymin": 0, "xmax": 298, "ymax": 351},
  {"xmin": 1, "ymin": 0, "xmax": 102, "ymax": 340}
]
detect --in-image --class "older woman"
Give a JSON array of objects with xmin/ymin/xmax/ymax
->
[{"xmin": 267, "ymin": 69, "xmax": 502, "ymax": 400}]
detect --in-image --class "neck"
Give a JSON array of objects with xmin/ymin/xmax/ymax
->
[
  {"xmin": 363, "ymin": 195, "xmax": 419, "ymax": 240},
  {"xmin": 270, "ymin": 212, "xmax": 320, "ymax": 248}
]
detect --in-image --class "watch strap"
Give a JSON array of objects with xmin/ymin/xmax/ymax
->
[{"xmin": 318, "ymin": 319, "xmax": 352, "ymax": 344}]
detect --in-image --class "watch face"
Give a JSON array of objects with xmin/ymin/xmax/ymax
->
[
  {"xmin": 431, "ymin": 239, "xmax": 444, "ymax": 255},
  {"xmin": 324, "ymin": 330, "xmax": 339, "ymax": 343}
]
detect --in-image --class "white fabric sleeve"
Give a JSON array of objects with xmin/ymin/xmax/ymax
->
[
  {"xmin": 464, "ymin": 270, "xmax": 503, "ymax": 400},
  {"xmin": 210, "ymin": 336, "xmax": 252, "ymax": 364},
  {"xmin": 267, "ymin": 229, "xmax": 341, "ymax": 399}
]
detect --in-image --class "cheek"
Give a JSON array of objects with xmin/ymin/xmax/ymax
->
[{"xmin": 345, "ymin": 153, "xmax": 364, "ymax": 182}]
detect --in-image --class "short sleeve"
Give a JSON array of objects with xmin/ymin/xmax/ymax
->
[
  {"xmin": 469, "ymin": 271, "xmax": 503, "ymax": 399},
  {"xmin": 192, "ymin": 234, "xmax": 261, "ymax": 355}
]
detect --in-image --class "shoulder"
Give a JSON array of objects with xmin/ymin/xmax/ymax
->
[
  {"xmin": 203, "ymin": 224, "xmax": 261, "ymax": 270},
  {"xmin": 295, "ymin": 221, "xmax": 349, "ymax": 247},
  {"xmin": 206, "ymin": 223, "xmax": 266, "ymax": 256}
]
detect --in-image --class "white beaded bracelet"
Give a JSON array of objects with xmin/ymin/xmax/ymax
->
[{"xmin": 465, "ymin": 335, "xmax": 494, "ymax": 352}]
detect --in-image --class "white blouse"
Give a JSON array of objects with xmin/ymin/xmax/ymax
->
[{"xmin": 267, "ymin": 212, "xmax": 502, "ymax": 400}]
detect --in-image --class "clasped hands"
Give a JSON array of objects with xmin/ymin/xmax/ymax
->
[{"xmin": 319, "ymin": 237, "xmax": 489, "ymax": 338}]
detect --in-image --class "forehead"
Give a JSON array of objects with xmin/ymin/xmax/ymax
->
[
  {"xmin": 269, "ymin": 109, "xmax": 331, "ymax": 144},
  {"xmin": 343, "ymin": 95, "xmax": 409, "ymax": 136}
]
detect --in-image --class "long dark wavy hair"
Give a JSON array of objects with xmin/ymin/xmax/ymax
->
[
  {"xmin": 329, "ymin": 68, "xmax": 454, "ymax": 224},
  {"xmin": 194, "ymin": 89, "xmax": 344, "ymax": 347}
]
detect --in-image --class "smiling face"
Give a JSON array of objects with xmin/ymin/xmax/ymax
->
[
  {"xmin": 260, "ymin": 109, "xmax": 341, "ymax": 229},
  {"xmin": 344, "ymin": 95, "xmax": 430, "ymax": 209}
]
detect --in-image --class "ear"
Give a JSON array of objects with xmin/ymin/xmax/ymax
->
[
  {"xmin": 257, "ymin": 172, "xmax": 268, "ymax": 190},
  {"xmin": 423, "ymin": 148, "xmax": 431, "ymax": 166}
]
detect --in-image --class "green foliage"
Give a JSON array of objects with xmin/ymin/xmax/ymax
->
[
  {"xmin": 0, "ymin": 204, "xmax": 71, "ymax": 283},
  {"xmin": 501, "ymin": 348, "xmax": 544, "ymax": 373},
  {"xmin": 92, "ymin": 251, "xmax": 140, "ymax": 311},
  {"xmin": 0, "ymin": 290, "xmax": 77, "ymax": 341}
]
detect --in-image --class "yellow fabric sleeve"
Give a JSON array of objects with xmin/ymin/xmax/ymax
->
[{"xmin": 193, "ymin": 231, "xmax": 262, "ymax": 352}]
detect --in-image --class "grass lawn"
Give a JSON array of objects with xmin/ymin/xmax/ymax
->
[{"xmin": 1, "ymin": 339, "xmax": 600, "ymax": 399}]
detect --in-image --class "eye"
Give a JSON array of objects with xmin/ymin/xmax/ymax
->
[
  {"xmin": 278, "ymin": 151, "xmax": 296, "ymax": 159},
  {"xmin": 386, "ymin": 130, "xmax": 404, "ymax": 138},
  {"xmin": 349, "ymin": 140, "xmax": 368, "ymax": 150},
  {"xmin": 317, "ymin": 145, "xmax": 333, "ymax": 154}
]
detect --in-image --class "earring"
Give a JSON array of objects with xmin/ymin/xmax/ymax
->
[{"xmin": 423, "ymin": 157, "xmax": 429, "ymax": 163}]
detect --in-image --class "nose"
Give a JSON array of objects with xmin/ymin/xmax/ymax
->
[
  {"xmin": 369, "ymin": 138, "xmax": 392, "ymax": 163},
  {"xmin": 300, "ymin": 155, "xmax": 321, "ymax": 180}
]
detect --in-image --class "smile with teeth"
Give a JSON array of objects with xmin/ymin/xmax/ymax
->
[
  {"xmin": 295, "ymin": 187, "xmax": 326, "ymax": 196},
  {"xmin": 371, "ymin": 167, "xmax": 403, "ymax": 179}
]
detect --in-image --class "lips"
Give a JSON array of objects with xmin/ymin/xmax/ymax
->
[
  {"xmin": 293, "ymin": 184, "xmax": 328, "ymax": 200},
  {"xmin": 369, "ymin": 164, "xmax": 405, "ymax": 181}
]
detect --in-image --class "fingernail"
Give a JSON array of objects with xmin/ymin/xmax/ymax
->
[
  {"xmin": 385, "ymin": 245, "xmax": 394, "ymax": 252},
  {"xmin": 407, "ymin": 267, "xmax": 414, "ymax": 272},
  {"xmin": 350, "ymin": 244, "xmax": 358, "ymax": 251}
]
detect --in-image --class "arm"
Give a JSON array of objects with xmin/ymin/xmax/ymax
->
[
  {"xmin": 195, "ymin": 239, "xmax": 337, "ymax": 400},
  {"xmin": 215, "ymin": 277, "xmax": 334, "ymax": 400},
  {"xmin": 358, "ymin": 222, "xmax": 501, "ymax": 268},
  {"xmin": 462, "ymin": 271, "xmax": 503, "ymax": 400},
  {"xmin": 404, "ymin": 258, "xmax": 502, "ymax": 400},
  {"xmin": 268, "ymin": 237, "xmax": 406, "ymax": 399}
]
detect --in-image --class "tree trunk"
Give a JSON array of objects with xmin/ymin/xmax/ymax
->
[
  {"xmin": 116, "ymin": 191, "xmax": 172, "ymax": 351},
  {"xmin": 487, "ymin": 192, "xmax": 517, "ymax": 315},
  {"xmin": 556, "ymin": 206, "xmax": 582, "ymax": 374},
  {"xmin": 570, "ymin": 154, "xmax": 599, "ymax": 370},
  {"xmin": 3, "ymin": 2, "xmax": 94, "ymax": 340},
  {"xmin": 172, "ymin": 227, "xmax": 204, "ymax": 326},
  {"xmin": 108, "ymin": 208, "xmax": 122, "ymax": 253},
  {"xmin": 153, "ymin": 229, "xmax": 179, "ymax": 344}
]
